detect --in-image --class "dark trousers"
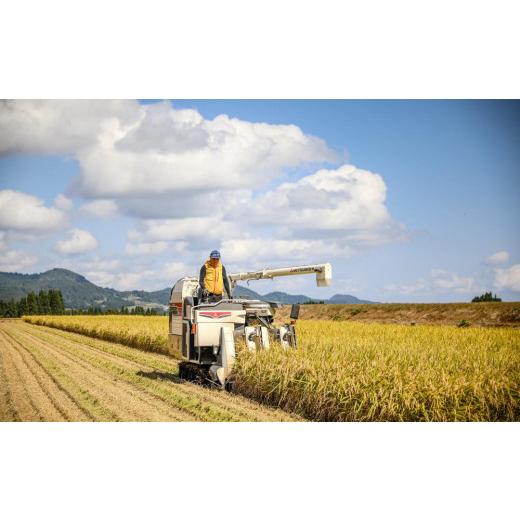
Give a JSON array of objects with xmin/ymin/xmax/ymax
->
[{"xmin": 200, "ymin": 292, "xmax": 222, "ymax": 303}]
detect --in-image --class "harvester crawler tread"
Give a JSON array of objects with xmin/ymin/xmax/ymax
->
[{"xmin": 179, "ymin": 362, "xmax": 212, "ymax": 386}]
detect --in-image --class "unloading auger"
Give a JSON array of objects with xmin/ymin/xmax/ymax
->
[{"xmin": 167, "ymin": 263, "xmax": 332, "ymax": 388}]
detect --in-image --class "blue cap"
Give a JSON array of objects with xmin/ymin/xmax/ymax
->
[{"xmin": 210, "ymin": 250, "xmax": 221, "ymax": 259}]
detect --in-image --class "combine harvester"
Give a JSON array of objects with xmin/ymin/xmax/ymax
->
[{"xmin": 168, "ymin": 263, "xmax": 332, "ymax": 388}]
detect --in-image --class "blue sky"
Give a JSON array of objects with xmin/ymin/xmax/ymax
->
[{"xmin": 0, "ymin": 100, "xmax": 519, "ymax": 301}]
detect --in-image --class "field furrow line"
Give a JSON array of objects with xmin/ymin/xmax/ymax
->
[
  {"xmin": 0, "ymin": 329, "xmax": 66, "ymax": 421},
  {"xmin": 2, "ymin": 327, "xmax": 117, "ymax": 421},
  {"xmin": 0, "ymin": 330, "xmax": 44, "ymax": 421},
  {"xmin": 7, "ymin": 329, "xmax": 173, "ymax": 421},
  {"xmin": 23, "ymin": 323, "xmax": 298, "ymax": 421},
  {"xmin": 1, "ymin": 339, "xmax": 94, "ymax": 421},
  {"xmin": 15, "ymin": 326, "xmax": 243, "ymax": 421},
  {"xmin": 1, "ymin": 328, "xmax": 91, "ymax": 421},
  {"xmin": 8, "ymin": 324, "xmax": 196, "ymax": 421},
  {"xmin": 0, "ymin": 335, "xmax": 18, "ymax": 421}
]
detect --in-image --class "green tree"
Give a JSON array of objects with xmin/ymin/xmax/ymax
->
[
  {"xmin": 48, "ymin": 289, "xmax": 65, "ymax": 314},
  {"xmin": 17, "ymin": 297, "xmax": 28, "ymax": 316},
  {"xmin": 26, "ymin": 292, "xmax": 39, "ymax": 314},
  {"xmin": 472, "ymin": 292, "xmax": 502, "ymax": 303},
  {"xmin": 38, "ymin": 290, "xmax": 50, "ymax": 314},
  {"xmin": 6, "ymin": 299, "xmax": 18, "ymax": 317},
  {"xmin": 56, "ymin": 290, "xmax": 65, "ymax": 314}
]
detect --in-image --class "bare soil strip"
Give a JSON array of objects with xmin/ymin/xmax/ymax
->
[
  {"xmin": 276, "ymin": 301, "xmax": 520, "ymax": 328},
  {"xmin": 0, "ymin": 320, "xmax": 299, "ymax": 422}
]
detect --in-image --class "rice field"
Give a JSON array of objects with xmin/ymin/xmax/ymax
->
[
  {"xmin": 23, "ymin": 315, "xmax": 520, "ymax": 421},
  {"xmin": 234, "ymin": 321, "xmax": 520, "ymax": 421},
  {"xmin": 24, "ymin": 315, "xmax": 169, "ymax": 353}
]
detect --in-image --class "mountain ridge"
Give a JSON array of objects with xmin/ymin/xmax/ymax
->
[{"xmin": 0, "ymin": 268, "xmax": 376, "ymax": 308}]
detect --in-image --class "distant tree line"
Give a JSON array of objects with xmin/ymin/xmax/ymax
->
[
  {"xmin": 0, "ymin": 290, "xmax": 164, "ymax": 317},
  {"xmin": 472, "ymin": 292, "xmax": 502, "ymax": 303},
  {"xmin": 0, "ymin": 289, "xmax": 65, "ymax": 317}
]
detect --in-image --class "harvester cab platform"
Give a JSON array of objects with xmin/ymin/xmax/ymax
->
[{"xmin": 168, "ymin": 263, "xmax": 331, "ymax": 388}]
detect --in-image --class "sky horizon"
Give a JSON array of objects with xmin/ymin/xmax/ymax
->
[{"xmin": 0, "ymin": 100, "xmax": 519, "ymax": 302}]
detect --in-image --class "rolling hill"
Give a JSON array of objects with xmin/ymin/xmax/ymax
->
[{"xmin": 0, "ymin": 268, "xmax": 376, "ymax": 309}]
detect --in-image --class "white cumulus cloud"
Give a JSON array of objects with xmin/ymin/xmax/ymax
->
[
  {"xmin": 125, "ymin": 241, "xmax": 168, "ymax": 256},
  {"xmin": 162, "ymin": 261, "xmax": 190, "ymax": 281},
  {"xmin": 246, "ymin": 165, "xmax": 390, "ymax": 228},
  {"xmin": 494, "ymin": 264, "xmax": 520, "ymax": 292},
  {"xmin": 238, "ymin": 164, "xmax": 406, "ymax": 245},
  {"xmin": 62, "ymin": 257, "xmax": 121, "ymax": 288},
  {"xmin": 430, "ymin": 269, "xmax": 475, "ymax": 293},
  {"xmin": 54, "ymin": 194, "xmax": 73, "ymax": 211},
  {"xmin": 82, "ymin": 271, "xmax": 118, "ymax": 288},
  {"xmin": 1, "ymin": 101, "xmax": 411, "ymax": 284},
  {"xmin": 96, "ymin": 261, "xmax": 190, "ymax": 291},
  {"xmin": 0, "ymin": 250, "xmax": 38, "ymax": 272},
  {"xmin": 80, "ymin": 199, "xmax": 118, "ymax": 218},
  {"xmin": 128, "ymin": 217, "xmax": 241, "ymax": 243},
  {"xmin": 73, "ymin": 102, "xmax": 334, "ymax": 199},
  {"xmin": 221, "ymin": 238, "xmax": 350, "ymax": 265},
  {"xmin": 54, "ymin": 228, "xmax": 98, "ymax": 255},
  {"xmin": 0, "ymin": 100, "xmax": 138, "ymax": 155},
  {"xmin": 385, "ymin": 269, "xmax": 476, "ymax": 296},
  {"xmin": 59, "ymin": 256, "xmax": 121, "ymax": 274},
  {"xmin": 0, "ymin": 190, "xmax": 67, "ymax": 232},
  {"xmin": 125, "ymin": 163, "xmax": 406, "ymax": 262},
  {"xmin": 1, "ymin": 100, "xmax": 334, "ymax": 205},
  {"xmin": 486, "ymin": 250, "xmax": 510, "ymax": 265}
]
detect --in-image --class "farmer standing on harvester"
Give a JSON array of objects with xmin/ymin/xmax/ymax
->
[{"xmin": 199, "ymin": 250, "xmax": 232, "ymax": 302}]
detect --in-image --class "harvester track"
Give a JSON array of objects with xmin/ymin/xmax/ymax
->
[{"xmin": 178, "ymin": 361, "xmax": 212, "ymax": 385}]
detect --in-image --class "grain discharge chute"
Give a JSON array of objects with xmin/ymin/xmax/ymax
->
[{"xmin": 168, "ymin": 263, "xmax": 332, "ymax": 388}]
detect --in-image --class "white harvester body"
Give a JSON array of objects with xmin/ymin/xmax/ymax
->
[{"xmin": 168, "ymin": 263, "xmax": 331, "ymax": 388}]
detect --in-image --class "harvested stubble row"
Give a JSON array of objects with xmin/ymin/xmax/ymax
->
[
  {"xmin": 23, "ymin": 315, "xmax": 520, "ymax": 421},
  {"xmin": 1, "ymin": 319, "xmax": 298, "ymax": 422}
]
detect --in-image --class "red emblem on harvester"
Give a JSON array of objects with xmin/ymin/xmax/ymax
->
[{"xmin": 199, "ymin": 311, "xmax": 232, "ymax": 319}]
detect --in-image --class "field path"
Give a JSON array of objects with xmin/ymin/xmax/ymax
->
[{"xmin": 0, "ymin": 320, "xmax": 300, "ymax": 422}]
